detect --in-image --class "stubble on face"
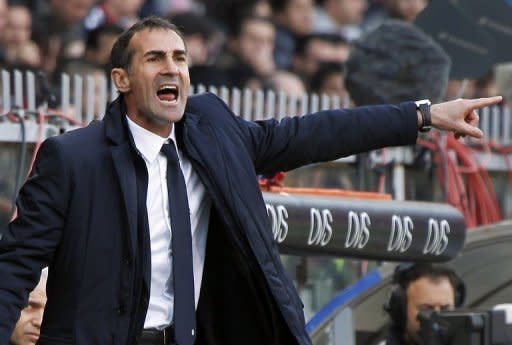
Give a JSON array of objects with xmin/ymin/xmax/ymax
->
[
  {"xmin": 123, "ymin": 28, "xmax": 190, "ymax": 138},
  {"xmin": 404, "ymin": 277, "xmax": 455, "ymax": 344}
]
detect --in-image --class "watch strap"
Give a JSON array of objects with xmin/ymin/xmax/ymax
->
[{"xmin": 417, "ymin": 101, "xmax": 432, "ymax": 132}]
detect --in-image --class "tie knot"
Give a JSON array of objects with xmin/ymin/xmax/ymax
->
[{"xmin": 161, "ymin": 141, "xmax": 179, "ymax": 162}]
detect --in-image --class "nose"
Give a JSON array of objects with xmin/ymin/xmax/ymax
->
[
  {"xmin": 33, "ymin": 310, "xmax": 44, "ymax": 328},
  {"xmin": 161, "ymin": 56, "xmax": 179, "ymax": 75}
]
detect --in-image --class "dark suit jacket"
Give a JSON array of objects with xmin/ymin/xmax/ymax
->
[{"xmin": 0, "ymin": 93, "xmax": 418, "ymax": 345}]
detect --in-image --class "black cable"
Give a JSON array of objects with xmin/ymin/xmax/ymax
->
[{"xmin": 434, "ymin": 137, "xmax": 448, "ymax": 202}]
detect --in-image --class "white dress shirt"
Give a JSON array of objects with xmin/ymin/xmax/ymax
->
[{"xmin": 126, "ymin": 116, "xmax": 211, "ymax": 330}]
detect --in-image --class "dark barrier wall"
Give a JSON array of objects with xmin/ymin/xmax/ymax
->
[{"xmin": 263, "ymin": 192, "xmax": 466, "ymax": 262}]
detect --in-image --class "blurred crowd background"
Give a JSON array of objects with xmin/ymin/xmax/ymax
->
[{"xmin": 0, "ymin": 0, "xmax": 507, "ymax": 113}]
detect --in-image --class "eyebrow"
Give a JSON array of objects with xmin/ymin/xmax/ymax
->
[
  {"xmin": 419, "ymin": 303, "xmax": 452, "ymax": 309},
  {"xmin": 143, "ymin": 49, "xmax": 188, "ymax": 58}
]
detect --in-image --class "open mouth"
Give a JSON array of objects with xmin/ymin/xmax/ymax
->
[{"xmin": 156, "ymin": 85, "xmax": 179, "ymax": 103}]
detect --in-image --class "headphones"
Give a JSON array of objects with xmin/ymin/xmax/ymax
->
[{"xmin": 383, "ymin": 263, "xmax": 466, "ymax": 331}]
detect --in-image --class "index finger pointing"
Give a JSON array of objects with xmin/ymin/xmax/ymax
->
[{"xmin": 470, "ymin": 96, "xmax": 503, "ymax": 109}]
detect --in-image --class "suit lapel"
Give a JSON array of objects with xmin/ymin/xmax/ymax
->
[
  {"xmin": 105, "ymin": 97, "xmax": 138, "ymax": 260},
  {"xmin": 110, "ymin": 143, "xmax": 138, "ymax": 260}
]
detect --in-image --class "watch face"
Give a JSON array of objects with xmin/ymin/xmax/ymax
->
[{"xmin": 416, "ymin": 99, "xmax": 431, "ymax": 107}]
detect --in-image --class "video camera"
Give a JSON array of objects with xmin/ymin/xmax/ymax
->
[{"xmin": 417, "ymin": 307, "xmax": 512, "ymax": 345}]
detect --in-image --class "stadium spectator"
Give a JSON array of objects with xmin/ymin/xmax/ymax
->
[
  {"xmin": 364, "ymin": 0, "xmax": 428, "ymax": 31},
  {"xmin": 33, "ymin": 0, "xmax": 95, "ymax": 69},
  {"xmin": 4, "ymin": 4, "xmax": 31, "ymax": 46},
  {"xmin": 309, "ymin": 62, "xmax": 348, "ymax": 106},
  {"xmin": 152, "ymin": 0, "xmax": 198, "ymax": 15},
  {"xmin": 168, "ymin": 11, "xmax": 222, "ymax": 67},
  {"xmin": 0, "ymin": 0, "xmax": 6, "ymax": 49},
  {"xmin": 84, "ymin": 0, "xmax": 144, "ymax": 31},
  {"xmin": 388, "ymin": 0, "xmax": 427, "ymax": 22},
  {"xmin": 201, "ymin": 0, "xmax": 272, "ymax": 33},
  {"xmin": 473, "ymin": 69, "xmax": 498, "ymax": 99},
  {"xmin": 3, "ymin": 3, "xmax": 41, "ymax": 69},
  {"xmin": 50, "ymin": 23, "xmax": 120, "ymax": 112},
  {"xmin": 251, "ymin": 0, "xmax": 273, "ymax": 17},
  {"xmin": 292, "ymin": 33, "xmax": 350, "ymax": 83},
  {"xmin": 313, "ymin": 0, "xmax": 368, "ymax": 42},
  {"xmin": 168, "ymin": 11, "xmax": 229, "ymax": 87},
  {"xmin": 345, "ymin": 20, "xmax": 450, "ymax": 106},
  {"xmin": 271, "ymin": 0, "xmax": 315, "ymax": 69},
  {"xmin": 83, "ymin": 24, "xmax": 124, "ymax": 72},
  {"xmin": 217, "ymin": 15, "xmax": 276, "ymax": 88}
]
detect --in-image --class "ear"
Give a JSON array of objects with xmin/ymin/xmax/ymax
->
[{"xmin": 111, "ymin": 68, "xmax": 131, "ymax": 93}]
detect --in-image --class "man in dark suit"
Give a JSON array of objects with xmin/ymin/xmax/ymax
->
[{"xmin": 0, "ymin": 16, "xmax": 502, "ymax": 345}]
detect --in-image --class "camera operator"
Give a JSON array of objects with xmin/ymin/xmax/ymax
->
[{"xmin": 382, "ymin": 263, "xmax": 466, "ymax": 345}]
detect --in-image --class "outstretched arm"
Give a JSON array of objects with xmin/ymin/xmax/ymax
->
[{"xmin": 427, "ymin": 96, "xmax": 503, "ymax": 139}]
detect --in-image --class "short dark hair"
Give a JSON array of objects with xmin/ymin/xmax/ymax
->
[
  {"xmin": 86, "ymin": 24, "xmax": 124, "ymax": 51},
  {"xmin": 109, "ymin": 16, "xmax": 185, "ymax": 71},
  {"xmin": 269, "ymin": 0, "xmax": 290, "ymax": 13},
  {"xmin": 167, "ymin": 11, "xmax": 218, "ymax": 41},
  {"xmin": 309, "ymin": 62, "xmax": 346, "ymax": 93},
  {"xmin": 395, "ymin": 263, "xmax": 462, "ymax": 298},
  {"xmin": 294, "ymin": 33, "xmax": 348, "ymax": 57},
  {"xmin": 233, "ymin": 15, "xmax": 274, "ymax": 38}
]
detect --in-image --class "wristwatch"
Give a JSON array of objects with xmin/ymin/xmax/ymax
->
[{"xmin": 415, "ymin": 99, "xmax": 432, "ymax": 133}]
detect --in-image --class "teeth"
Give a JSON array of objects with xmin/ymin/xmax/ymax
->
[{"xmin": 158, "ymin": 85, "xmax": 177, "ymax": 91}]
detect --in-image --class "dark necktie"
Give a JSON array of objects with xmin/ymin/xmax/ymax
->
[{"xmin": 161, "ymin": 141, "xmax": 196, "ymax": 345}]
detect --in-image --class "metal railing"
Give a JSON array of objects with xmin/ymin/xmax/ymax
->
[
  {"xmin": 0, "ymin": 69, "xmax": 344, "ymax": 123},
  {"xmin": 1, "ymin": 69, "xmax": 510, "ymax": 145},
  {"xmin": 0, "ymin": 69, "xmax": 510, "ymax": 144}
]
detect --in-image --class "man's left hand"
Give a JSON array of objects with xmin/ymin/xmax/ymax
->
[{"xmin": 429, "ymin": 96, "xmax": 503, "ymax": 139}]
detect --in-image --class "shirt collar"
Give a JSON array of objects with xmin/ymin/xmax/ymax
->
[{"xmin": 125, "ymin": 115, "xmax": 176, "ymax": 164}]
